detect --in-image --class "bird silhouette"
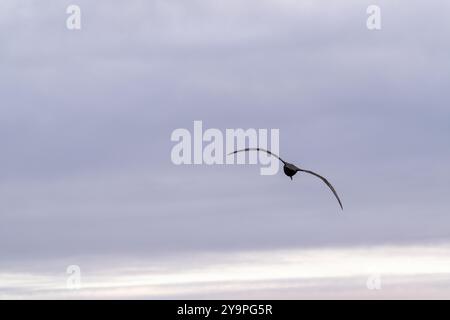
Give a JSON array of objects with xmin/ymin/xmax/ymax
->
[{"xmin": 228, "ymin": 147, "xmax": 343, "ymax": 210}]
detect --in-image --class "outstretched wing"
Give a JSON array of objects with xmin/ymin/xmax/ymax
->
[
  {"xmin": 299, "ymin": 169, "xmax": 343, "ymax": 210},
  {"xmin": 228, "ymin": 147, "xmax": 286, "ymax": 164}
]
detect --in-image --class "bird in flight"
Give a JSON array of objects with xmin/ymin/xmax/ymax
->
[{"xmin": 228, "ymin": 148, "xmax": 343, "ymax": 210}]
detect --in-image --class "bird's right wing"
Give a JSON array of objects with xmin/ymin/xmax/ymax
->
[
  {"xmin": 299, "ymin": 169, "xmax": 344, "ymax": 210},
  {"xmin": 228, "ymin": 148, "xmax": 286, "ymax": 164}
]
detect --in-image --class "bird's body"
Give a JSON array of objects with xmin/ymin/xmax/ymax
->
[
  {"xmin": 283, "ymin": 162, "xmax": 300, "ymax": 179},
  {"xmin": 228, "ymin": 147, "xmax": 343, "ymax": 210}
]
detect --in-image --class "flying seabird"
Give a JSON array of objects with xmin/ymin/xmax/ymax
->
[{"xmin": 228, "ymin": 147, "xmax": 343, "ymax": 210}]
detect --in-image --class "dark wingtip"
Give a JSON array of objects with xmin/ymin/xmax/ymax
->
[{"xmin": 338, "ymin": 201, "xmax": 344, "ymax": 211}]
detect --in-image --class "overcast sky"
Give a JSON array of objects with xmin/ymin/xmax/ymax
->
[{"xmin": 1, "ymin": 0, "xmax": 450, "ymax": 299}]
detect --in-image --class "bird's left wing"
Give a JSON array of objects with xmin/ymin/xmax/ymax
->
[{"xmin": 228, "ymin": 148, "xmax": 287, "ymax": 164}]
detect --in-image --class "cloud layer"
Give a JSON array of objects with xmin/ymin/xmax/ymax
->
[{"xmin": 1, "ymin": 0, "xmax": 450, "ymax": 298}]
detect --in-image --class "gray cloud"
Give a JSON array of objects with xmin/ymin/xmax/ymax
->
[{"xmin": 1, "ymin": 0, "xmax": 450, "ymax": 297}]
